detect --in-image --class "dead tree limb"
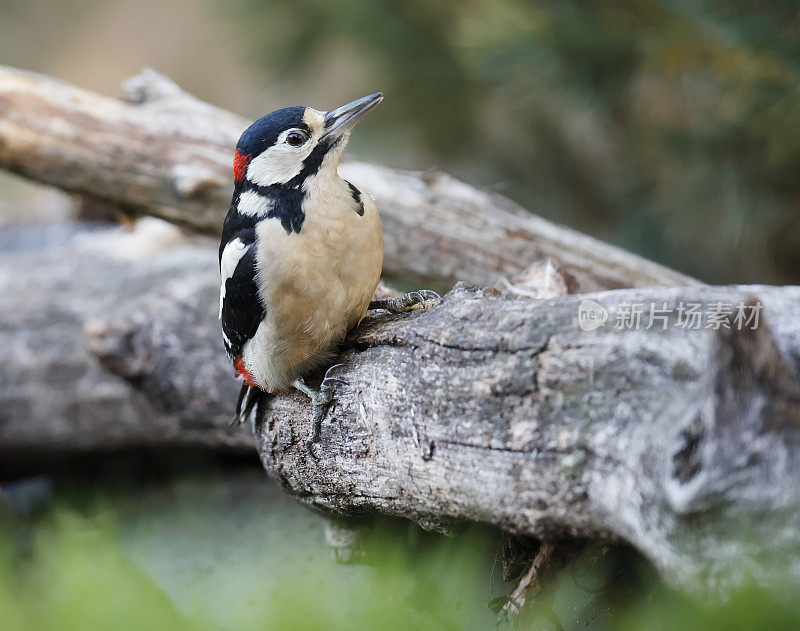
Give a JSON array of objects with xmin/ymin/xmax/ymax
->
[
  {"xmin": 252, "ymin": 284, "xmax": 800, "ymax": 592},
  {"xmin": 2, "ymin": 66, "xmax": 798, "ymax": 593},
  {"xmin": 77, "ymin": 254, "xmax": 800, "ymax": 592},
  {"xmin": 0, "ymin": 224, "xmax": 251, "ymax": 454},
  {"xmin": 2, "ymin": 222, "xmax": 798, "ymax": 591},
  {"xmin": 0, "ymin": 65, "xmax": 696, "ymax": 291},
  {"xmin": 0, "ymin": 222, "xmax": 397, "ymax": 455}
]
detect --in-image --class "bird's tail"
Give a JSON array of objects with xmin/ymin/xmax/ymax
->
[{"xmin": 234, "ymin": 384, "xmax": 272, "ymax": 426}]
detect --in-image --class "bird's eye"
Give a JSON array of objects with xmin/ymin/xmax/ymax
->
[{"xmin": 286, "ymin": 130, "xmax": 308, "ymax": 147}]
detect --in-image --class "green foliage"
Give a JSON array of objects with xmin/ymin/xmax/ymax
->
[
  {"xmin": 0, "ymin": 515, "xmax": 195, "ymax": 631},
  {"xmin": 2, "ymin": 471, "xmax": 800, "ymax": 631},
  {"xmin": 229, "ymin": 0, "xmax": 800, "ymax": 284},
  {"xmin": 0, "ymin": 473, "xmax": 500, "ymax": 631}
]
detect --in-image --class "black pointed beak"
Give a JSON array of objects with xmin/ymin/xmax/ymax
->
[{"xmin": 322, "ymin": 92, "xmax": 383, "ymax": 141}]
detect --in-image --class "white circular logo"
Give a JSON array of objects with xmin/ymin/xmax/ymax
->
[{"xmin": 578, "ymin": 299, "xmax": 608, "ymax": 331}]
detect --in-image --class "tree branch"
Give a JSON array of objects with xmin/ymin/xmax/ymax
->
[
  {"xmin": 0, "ymin": 224, "xmax": 251, "ymax": 454},
  {"xmin": 0, "ymin": 65, "xmax": 697, "ymax": 291},
  {"xmin": 2, "ymin": 66, "xmax": 797, "ymax": 593},
  {"xmin": 74, "ymin": 248, "xmax": 800, "ymax": 592},
  {"xmin": 3, "ymin": 222, "xmax": 798, "ymax": 591},
  {"xmin": 250, "ymin": 283, "xmax": 800, "ymax": 592}
]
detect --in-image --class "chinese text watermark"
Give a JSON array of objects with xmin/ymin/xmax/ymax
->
[{"xmin": 578, "ymin": 300, "xmax": 761, "ymax": 332}]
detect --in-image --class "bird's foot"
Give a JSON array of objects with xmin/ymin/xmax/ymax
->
[
  {"xmin": 293, "ymin": 364, "xmax": 348, "ymax": 456},
  {"xmin": 369, "ymin": 290, "xmax": 441, "ymax": 314}
]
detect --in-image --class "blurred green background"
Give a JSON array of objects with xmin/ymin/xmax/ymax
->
[
  {"xmin": 3, "ymin": 456, "xmax": 800, "ymax": 631},
  {"xmin": 2, "ymin": 0, "xmax": 800, "ymax": 628}
]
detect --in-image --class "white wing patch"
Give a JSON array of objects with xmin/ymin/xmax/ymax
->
[
  {"xmin": 237, "ymin": 190, "xmax": 274, "ymax": 217},
  {"xmin": 219, "ymin": 237, "xmax": 250, "ymax": 318}
]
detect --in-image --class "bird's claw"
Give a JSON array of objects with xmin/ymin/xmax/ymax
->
[
  {"xmin": 320, "ymin": 363, "xmax": 348, "ymax": 395},
  {"xmin": 295, "ymin": 364, "xmax": 349, "ymax": 457},
  {"xmin": 322, "ymin": 363, "xmax": 348, "ymax": 383},
  {"xmin": 404, "ymin": 289, "xmax": 441, "ymax": 310},
  {"xmin": 369, "ymin": 289, "xmax": 441, "ymax": 314},
  {"xmin": 418, "ymin": 290, "xmax": 442, "ymax": 302},
  {"xmin": 305, "ymin": 387, "xmax": 333, "ymax": 457}
]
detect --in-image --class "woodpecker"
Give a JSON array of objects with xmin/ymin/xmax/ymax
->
[{"xmin": 219, "ymin": 93, "xmax": 437, "ymax": 446}]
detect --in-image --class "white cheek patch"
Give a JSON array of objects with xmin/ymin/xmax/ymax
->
[
  {"xmin": 237, "ymin": 189, "xmax": 274, "ymax": 217},
  {"xmin": 219, "ymin": 237, "xmax": 250, "ymax": 317},
  {"xmin": 247, "ymin": 143, "xmax": 309, "ymax": 186}
]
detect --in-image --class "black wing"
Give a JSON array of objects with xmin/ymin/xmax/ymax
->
[{"xmin": 220, "ymin": 230, "xmax": 265, "ymax": 361}]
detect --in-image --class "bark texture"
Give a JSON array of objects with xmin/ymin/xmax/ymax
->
[
  {"xmin": 251, "ymin": 283, "xmax": 800, "ymax": 592},
  {"xmin": 2, "ymin": 223, "xmax": 799, "ymax": 592},
  {"xmin": 0, "ymin": 223, "xmax": 251, "ymax": 453},
  {"xmin": 0, "ymin": 222, "xmax": 397, "ymax": 455},
  {"xmin": 49, "ymin": 235, "xmax": 797, "ymax": 592},
  {"xmin": 0, "ymin": 65, "xmax": 696, "ymax": 292}
]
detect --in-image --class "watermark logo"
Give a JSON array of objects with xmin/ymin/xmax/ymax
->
[
  {"xmin": 576, "ymin": 300, "xmax": 762, "ymax": 332},
  {"xmin": 578, "ymin": 299, "xmax": 609, "ymax": 331}
]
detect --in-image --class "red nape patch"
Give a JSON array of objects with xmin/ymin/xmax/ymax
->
[
  {"xmin": 233, "ymin": 149, "xmax": 251, "ymax": 183},
  {"xmin": 234, "ymin": 355, "xmax": 259, "ymax": 388}
]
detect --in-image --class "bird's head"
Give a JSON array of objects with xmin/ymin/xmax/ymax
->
[{"xmin": 233, "ymin": 92, "xmax": 383, "ymax": 189}]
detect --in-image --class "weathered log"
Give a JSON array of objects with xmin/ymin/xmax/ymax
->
[
  {"xmin": 0, "ymin": 221, "xmax": 399, "ymax": 455},
  {"xmin": 4, "ymin": 221, "xmax": 799, "ymax": 590},
  {"xmin": 0, "ymin": 65, "xmax": 697, "ymax": 292},
  {"xmin": 254, "ymin": 285, "xmax": 800, "ymax": 592},
  {"xmin": 76, "ymin": 248, "xmax": 800, "ymax": 591},
  {"xmin": 0, "ymin": 223, "xmax": 251, "ymax": 453},
  {"xmin": 2, "ymin": 66, "xmax": 798, "ymax": 593}
]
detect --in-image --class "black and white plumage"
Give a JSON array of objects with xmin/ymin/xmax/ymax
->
[{"xmin": 219, "ymin": 94, "xmax": 385, "ymax": 426}]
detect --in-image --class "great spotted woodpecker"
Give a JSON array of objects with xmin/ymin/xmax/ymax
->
[{"xmin": 219, "ymin": 93, "xmax": 437, "ymax": 447}]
